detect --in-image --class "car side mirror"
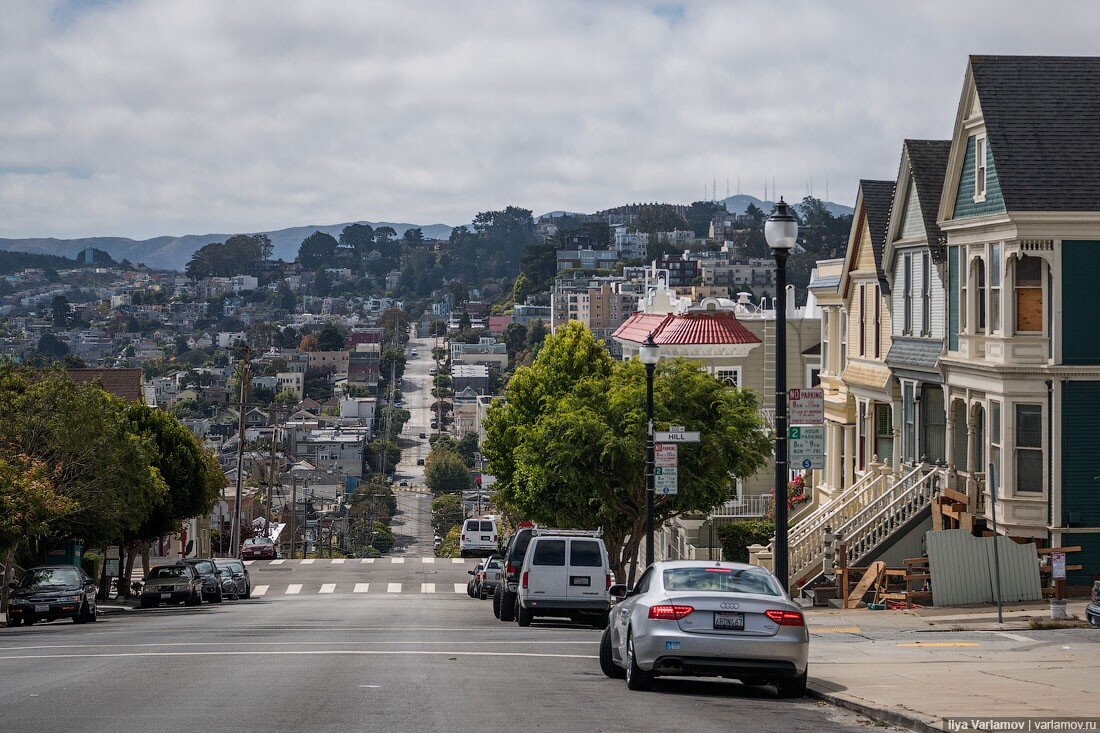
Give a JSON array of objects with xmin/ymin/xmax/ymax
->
[
  {"xmin": 467, "ymin": 570, "xmax": 475, "ymax": 575},
  {"xmin": 609, "ymin": 584, "xmax": 629, "ymax": 601}
]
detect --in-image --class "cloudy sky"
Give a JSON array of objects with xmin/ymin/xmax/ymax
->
[{"xmin": 2, "ymin": 0, "xmax": 1098, "ymax": 240}]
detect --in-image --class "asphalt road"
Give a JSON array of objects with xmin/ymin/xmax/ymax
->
[{"xmin": 0, "ymin": 560, "xmax": 882, "ymax": 733}]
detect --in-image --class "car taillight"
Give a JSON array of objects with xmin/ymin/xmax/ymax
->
[
  {"xmin": 648, "ymin": 604, "xmax": 694, "ymax": 620},
  {"xmin": 765, "ymin": 609, "xmax": 805, "ymax": 626},
  {"xmin": 461, "ymin": 534, "xmax": 465, "ymax": 542},
  {"xmin": 606, "ymin": 573, "xmax": 612, "ymax": 590},
  {"xmin": 521, "ymin": 571, "xmax": 528, "ymax": 589},
  {"xmin": 507, "ymin": 565, "xmax": 516, "ymax": 575}
]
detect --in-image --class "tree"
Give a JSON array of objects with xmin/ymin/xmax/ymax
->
[
  {"xmin": 526, "ymin": 320, "xmax": 548, "ymax": 353},
  {"xmin": 36, "ymin": 333, "xmax": 69, "ymax": 360},
  {"xmin": 425, "ymin": 448, "xmax": 472, "ymax": 493},
  {"xmin": 512, "ymin": 272, "xmax": 535, "ymax": 304},
  {"xmin": 185, "ymin": 234, "xmax": 272, "ymax": 278},
  {"xmin": 519, "ymin": 241, "xmax": 557, "ymax": 291},
  {"xmin": 277, "ymin": 280, "xmax": 297, "ymax": 311},
  {"xmin": 458, "ymin": 311, "xmax": 472, "ymax": 331},
  {"xmin": 403, "ymin": 227, "xmax": 425, "ymax": 247},
  {"xmin": 340, "ymin": 223, "xmax": 375, "ymax": 254},
  {"xmin": 686, "ymin": 201, "xmax": 724, "ymax": 238},
  {"xmin": 316, "ymin": 322, "xmax": 344, "ymax": 351},
  {"xmin": 456, "ymin": 433, "xmax": 478, "ymax": 468},
  {"xmin": 431, "ymin": 493, "xmax": 465, "ymax": 537},
  {"xmin": 503, "ymin": 322, "xmax": 528, "ymax": 362},
  {"xmin": 483, "ymin": 323, "xmax": 771, "ymax": 583},
  {"xmin": 51, "ymin": 295, "xmax": 71, "ymax": 329},
  {"xmin": 297, "ymin": 333, "xmax": 319, "ymax": 352},
  {"xmin": 298, "ymin": 231, "xmax": 339, "ymax": 270}
]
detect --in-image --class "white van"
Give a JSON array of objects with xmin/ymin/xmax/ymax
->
[
  {"xmin": 459, "ymin": 517, "xmax": 498, "ymax": 557},
  {"xmin": 515, "ymin": 530, "xmax": 610, "ymax": 628}
]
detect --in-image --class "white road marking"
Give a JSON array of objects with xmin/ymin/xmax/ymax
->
[
  {"xmin": 299, "ymin": 559, "xmax": 315, "ymax": 565},
  {"xmin": 421, "ymin": 583, "xmax": 435, "ymax": 594},
  {"xmin": 453, "ymin": 583, "xmax": 466, "ymax": 593},
  {"xmin": 995, "ymin": 632, "xmax": 1036, "ymax": 642},
  {"xmin": 286, "ymin": 584, "xmax": 302, "ymax": 595},
  {"xmin": 0, "ymin": 640, "xmax": 597, "ymax": 651},
  {"xmin": 270, "ymin": 559, "xmax": 285, "ymax": 565},
  {"xmin": 252, "ymin": 585, "xmax": 269, "ymax": 597},
  {"xmin": 354, "ymin": 583, "xmax": 370, "ymax": 593},
  {"xmin": 319, "ymin": 584, "xmax": 336, "ymax": 594},
  {"xmin": 451, "ymin": 558, "xmax": 465, "ymax": 564},
  {"xmin": 243, "ymin": 561, "xmax": 254, "ymax": 566},
  {"xmin": 387, "ymin": 583, "xmax": 401, "ymax": 593},
  {"xmin": 421, "ymin": 558, "xmax": 435, "ymax": 564},
  {"xmin": 361, "ymin": 558, "xmax": 374, "ymax": 564},
  {"xmin": 391, "ymin": 558, "xmax": 405, "ymax": 564},
  {"xmin": 331, "ymin": 559, "xmax": 345, "ymax": 565},
  {"xmin": 0, "ymin": 651, "xmax": 598, "ymax": 661}
]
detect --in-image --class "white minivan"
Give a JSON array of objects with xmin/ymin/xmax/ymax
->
[
  {"xmin": 459, "ymin": 517, "xmax": 498, "ymax": 558},
  {"xmin": 515, "ymin": 530, "xmax": 610, "ymax": 628}
]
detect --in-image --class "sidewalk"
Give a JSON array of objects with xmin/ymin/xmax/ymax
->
[{"xmin": 806, "ymin": 600, "xmax": 1099, "ymax": 732}]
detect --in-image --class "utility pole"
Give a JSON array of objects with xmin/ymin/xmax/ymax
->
[
  {"xmin": 266, "ymin": 407, "xmax": 278, "ymax": 538},
  {"xmin": 289, "ymin": 474, "xmax": 297, "ymax": 560},
  {"xmin": 231, "ymin": 344, "xmax": 252, "ymax": 558}
]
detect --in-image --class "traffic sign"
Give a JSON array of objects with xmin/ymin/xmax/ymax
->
[
  {"xmin": 654, "ymin": 443, "xmax": 678, "ymax": 467},
  {"xmin": 788, "ymin": 425, "xmax": 825, "ymax": 470},
  {"xmin": 788, "ymin": 388, "xmax": 824, "ymax": 425},
  {"xmin": 654, "ymin": 465, "xmax": 678, "ymax": 495},
  {"xmin": 654, "ymin": 431, "xmax": 700, "ymax": 443}
]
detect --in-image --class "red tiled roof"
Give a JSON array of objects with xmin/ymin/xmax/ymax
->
[
  {"xmin": 612, "ymin": 311, "xmax": 760, "ymax": 346},
  {"xmin": 488, "ymin": 316, "xmax": 512, "ymax": 334},
  {"xmin": 66, "ymin": 368, "xmax": 144, "ymax": 403}
]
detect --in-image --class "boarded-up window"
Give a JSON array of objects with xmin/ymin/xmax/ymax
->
[{"xmin": 1015, "ymin": 256, "xmax": 1043, "ymax": 333}]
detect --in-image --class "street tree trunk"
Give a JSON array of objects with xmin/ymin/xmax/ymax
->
[
  {"xmin": 140, "ymin": 541, "xmax": 150, "ymax": 577},
  {"xmin": 122, "ymin": 544, "xmax": 138, "ymax": 598},
  {"xmin": 1, "ymin": 545, "xmax": 17, "ymax": 613}
]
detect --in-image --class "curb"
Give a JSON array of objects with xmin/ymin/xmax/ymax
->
[{"xmin": 808, "ymin": 683, "xmax": 941, "ymax": 733}]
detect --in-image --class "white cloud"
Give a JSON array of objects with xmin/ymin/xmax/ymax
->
[{"xmin": 1, "ymin": 0, "xmax": 1098, "ymax": 239}]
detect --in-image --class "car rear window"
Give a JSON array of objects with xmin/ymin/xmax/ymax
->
[
  {"xmin": 488, "ymin": 560, "xmax": 502, "ymax": 569},
  {"xmin": 510, "ymin": 530, "xmax": 534, "ymax": 563},
  {"xmin": 662, "ymin": 567, "xmax": 781, "ymax": 596},
  {"xmin": 148, "ymin": 566, "xmax": 189, "ymax": 579},
  {"xmin": 479, "ymin": 521, "xmax": 494, "ymax": 532},
  {"xmin": 531, "ymin": 539, "xmax": 566, "ymax": 566},
  {"xmin": 569, "ymin": 540, "xmax": 603, "ymax": 567},
  {"xmin": 464, "ymin": 520, "xmax": 478, "ymax": 532}
]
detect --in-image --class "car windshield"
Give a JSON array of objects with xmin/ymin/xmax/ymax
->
[
  {"xmin": 189, "ymin": 561, "xmax": 215, "ymax": 574},
  {"xmin": 662, "ymin": 567, "xmax": 782, "ymax": 596},
  {"xmin": 244, "ymin": 537, "xmax": 271, "ymax": 545},
  {"xmin": 148, "ymin": 566, "xmax": 190, "ymax": 579},
  {"xmin": 19, "ymin": 567, "xmax": 81, "ymax": 588}
]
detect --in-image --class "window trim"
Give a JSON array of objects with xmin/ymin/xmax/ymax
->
[
  {"xmin": 873, "ymin": 284, "xmax": 881, "ymax": 359},
  {"xmin": 973, "ymin": 134, "xmax": 988, "ymax": 204},
  {"xmin": 990, "ymin": 243, "xmax": 1001, "ymax": 334},
  {"xmin": 903, "ymin": 253, "xmax": 913, "ymax": 336},
  {"xmin": 1013, "ymin": 402, "xmax": 1043, "ymax": 495},
  {"xmin": 921, "ymin": 252, "xmax": 932, "ymax": 337},
  {"xmin": 858, "ymin": 285, "xmax": 866, "ymax": 357}
]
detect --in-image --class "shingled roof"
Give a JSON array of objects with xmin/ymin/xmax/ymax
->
[
  {"xmin": 860, "ymin": 179, "xmax": 896, "ymax": 293},
  {"xmin": 970, "ymin": 55, "xmax": 1100, "ymax": 212},
  {"xmin": 66, "ymin": 368, "xmax": 145, "ymax": 403},
  {"xmin": 903, "ymin": 139, "xmax": 951, "ymax": 261}
]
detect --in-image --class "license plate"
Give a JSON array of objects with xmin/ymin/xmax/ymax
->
[
  {"xmin": 481, "ymin": 536, "xmax": 490, "ymax": 541},
  {"xmin": 569, "ymin": 576, "xmax": 591, "ymax": 587},
  {"xmin": 34, "ymin": 604, "xmax": 49, "ymax": 613},
  {"xmin": 161, "ymin": 593, "xmax": 171, "ymax": 599},
  {"xmin": 713, "ymin": 612, "xmax": 745, "ymax": 630}
]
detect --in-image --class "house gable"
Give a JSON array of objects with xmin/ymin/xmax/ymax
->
[
  {"xmin": 951, "ymin": 133, "xmax": 1005, "ymax": 219},
  {"xmin": 899, "ymin": 183, "xmax": 924, "ymax": 240}
]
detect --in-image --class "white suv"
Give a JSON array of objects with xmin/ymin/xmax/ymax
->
[
  {"xmin": 459, "ymin": 517, "xmax": 498, "ymax": 557},
  {"xmin": 515, "ymin": 530, "xmax": 610, "ymax": 629}
]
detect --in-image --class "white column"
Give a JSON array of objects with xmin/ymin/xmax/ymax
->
[{"xmin": 843, "ymin": 424, "xmax": 856, "ymax": 490}]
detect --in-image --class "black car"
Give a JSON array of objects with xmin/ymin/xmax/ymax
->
[
  {"xmin": 214, "ymin": 559, "xmax": 251, "ymax": 600},
  {"xmin": 6, "ymin": 565, "xmax": 97, "ymax": 626},
  {"xmin": 1086, "ymin": 580, "xmax": 1100, "ymax": 628},
  {"xmin": 494, "ymin": 524, "xmax": 536, "ymax": 622},
  {"xmin": 183, "ymin": 558, "xmax": 224, "ymax": 603}
]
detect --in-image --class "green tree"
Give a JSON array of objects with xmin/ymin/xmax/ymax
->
[
  {"xmin": 519, "ymin": 241, "xmax": 557, "ymax": 291},
  {"xmin": 483, "ymin": 323, "xmax": 771, "ymax": 583},
  {"xmin": 686, "ymin": 201, "xmax": 724, "ymax": 238},
  {"xmin": 51, "ymin": 295, "xmax": 71, "ymax": 329},
  {"xmin": 340, "ymin": 223, "xmax": 375, "ymax": 254},
  {"xmin": 36, "ymin": 333, "xmax": 69, "ymax": 360},
  {"xmin": 431, "ymin": 493, "xmax": 465, "ymax": 537},
  {"xmin": 316, "ymin": 322, "xmax": 345, "ymax": 351},
  {"xmin": 717, "ymin": 520, "xmax": 775, "ymax": 563},
  {"xmin": 456, "ymin": 432, "xmax": 479, "ymax": 468},
  {"xmin": 425, "ymin": 448, "xmax": 472, "ymax": 493},
  {"xmin": 298, "ymin": 231, "xmax": 339, "ymax": 270}
]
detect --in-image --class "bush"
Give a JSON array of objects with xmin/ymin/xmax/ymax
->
[
  {"xmin": 370, "ymin": 522, "xmax": 395, "ymax": 553},
  {"xmin": 436, "ymin": 525, "xmax": 461, "ymax": 558},
  {"xmin": 716, "ymin": 520, "xmax": 774, "ymax": 563}
]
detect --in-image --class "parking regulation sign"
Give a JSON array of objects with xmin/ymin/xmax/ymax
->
[
  {"xmin": 654, "ymin": 465, "xmax": 678, "ymax": 495},
  {"xmin": 788, "ymin": 425, "xmax": 825, "ymax": 470},
  {"xmin": 788, "ymin": 388, "xmax": 824, "ymax": 425},
  {"xmin": 654, "ymin": 443, "xmax": 677, "ymax": 467}
]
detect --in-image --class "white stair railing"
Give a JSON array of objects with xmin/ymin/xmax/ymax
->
[{"xmin": 788, "ymin": 469, "xmax": 878, "ymax": 549}]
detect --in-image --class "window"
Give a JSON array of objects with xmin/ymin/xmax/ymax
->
[
  {"xmin": 858, "ymin": 285, "xmax": 867, "ymax": 356},
  {"xmin": 975, "ymin": 256, "xmax": 987, "ymax": 331},
  {"xmin": 875, "ymin": 404, "xmax": 893, "ymax": 462},
  {"xmin": 948, "ymin": 247, "xmax": 960, "ymax": 350},
  {"xmin": 1015, "ymin": 256, "xmax": 1043, "ymax": 333},
  {"xmin": 990, "ymin": 401, "xmax": 1001, "ymax": 497},
  {"xmin": 922, "ymin": 385, "xmax": 946, "ymax": 463},
  {"xmin": 662, "ymin": 567, "xmax": 781, "ymax": 596},
  {"xmin": 634, "ymin": 567, "xmax": 654, "ymax": 594},
  {"xmin": 975, "ymin": 135, "xmax": 987, "ymax": 200},
  {"xmin": 973, "ymin": 405, "xmax": 985, "ymax": 471},
  {"xmin": 952, "ymin": 402, "xmax": 968, "ymax": 471},
  {"xmin": 959, "ymin": 251, "xmax": 968, "ymax": 334},
  {"xmin": 989, "ymin": 244, "xmax": 1001, "ymax": 332},
  {"xmin": 821, "ymin": 310, "xmax": 829, "ymax": 374},
  {"xmin": 808, "ymin": 367, "xmax": 821, "ymax": 387},
  {"xmin": 840, "ymin": 311, "xmax": 848, "ymax": 367},
  {"xmin": 903, "ymin": 254, "xmax": 913, "ymax": 335},
  {"xmin": 921, "ymin": 252, "xmax": 931, "ymax": 336},
  {"xmin": 715, "ymin": 368, "xmax": 740, "ymax": 387},
  {"xmin": 532, "ymin": 539, "xmax": 566, "ymax": 566},
  {"xmin": 902, "ymin": 383, "xmax": 916, "ymax": 462},
  {"xmin": 569, "ymin": 540, "xmax": 603, "ymax": 567},
  {"xmin": 874, "ymin": 284, "xmax": 881, "ymax": 358},
  {"xmin": 857, "ymin": 402, "xmax": 867, "ymax": 470},
  {"xmin": 1015, "ymin": 404, "xmax": 1043, "ymax": 493}
]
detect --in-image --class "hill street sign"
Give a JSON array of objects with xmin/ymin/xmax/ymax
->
[
  {"xmin": 788, "ymin": 425, "xmax": 825, "ymax": 470},
  {"xmin": 654, "ymin": 430, "xmax": 700, "ymax": 442}
]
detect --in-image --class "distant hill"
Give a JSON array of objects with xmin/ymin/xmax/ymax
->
[
  {"xmin": 0, "ymin": 220, "xmax": 453, "ymax": 272},
  {"xmin": 0, "ymin": 250, "xmax": 78, "ymax": 275},
  {"xmin": 719, "ymin": 194, "xmax": 854, "ymax": 218}
]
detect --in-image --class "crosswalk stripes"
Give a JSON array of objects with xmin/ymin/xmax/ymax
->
[
  {"xmin": 300, "ymin": 559, "xmax": 315, "ymax": 565},
  {"xmin": 319, "ymin": 584, "xmax": 336, "ymax": 594},
  {"xmin": 422, "ymin": 557, "xmax": 435, "ymax": 563},
  {"xmin": 245, "ymin": 557, "xmax": 480, "ymax": 567},
  {"xmin": 420, "ymin": 583, "xmax": 435, "ymax": 594},
  {"xmin": 354, "ymin": 583, "xmax": 370, "ymax": 593},
  {"xmin": 243, "ymin": 560, "xmax": 254, "ymax": 566},
  {"xmin": 286, "ymin": 584, "xmax": 302, "ymax": 595},
  {"xmin": 387, "ymin": 583, "xmax": 401, "ymax": 593},
  {"xmin": 360, "ymin": 558, "xmax": 375, "ymax": 564},
  {"xmin": 391, "ymin": 558, "xmax": 405, "ymax": 564},
  {"xmin": 331, "ymin": 558, "xmax": 345, "ymax": 564},
  {"xmin": 451, "ymin": 558, "xmax": 465, "ymax": 564},
  {"xmin": 454, "ymin": 583, "xmax": 466, "ymax": 594},
  {"xmin": 270, "ymin": 559, "xmax": 285, "ymax": 565},
  {"xmin": 251, "ymin": 582, "xmax": 473, "ymax": 596},
  {"xmin": 252, "ymin": 585, "xmax": 269, "ymax": 597}
]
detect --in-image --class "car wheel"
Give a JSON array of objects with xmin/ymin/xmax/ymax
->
[
  {"xmin": 1087, "ymin": 611, "xmax": 1099, "ymax": 628},
  {"xmin": 492, "ymin": 588, "xmax": 501, "ymax": 619},
  {"xmin": 478, "ymin": 584, "xmax": 488, "ymax": 600},
  {"xmin": 466, "ymin": 581, "xmax": 477, "ymax": 598},
  {"xmin": 516, "ymin": 601, "xmax": 532, "ymax": 627},
  {"xmin": 599, "ymin": 626, "xmax": 625, "ymax": 679},
  {"xmin": 499, "ymin": 591, "xmax": 515, "ymax": 622},
  {"xmin": 211, "ymin": 588, "xmax": 223, "ymax": 604},
  {"xmin": 625, "ymin": 632, "xmax": 652, "ymax": 691},
  {"xmin": 775, "ymin": 670, "xmax": 808, "ymax": 699},
  {"xmin": 243, "ymin": 584, "xmax": 251, "ymax": 599},
  {"xmin": 6, "ymin": 614, "xmax": 20, "ymax": 627},
  {"xmin": 186, "ymin": 590, "xmax": 201, "ymax": 606}
]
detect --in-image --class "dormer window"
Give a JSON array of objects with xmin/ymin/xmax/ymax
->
[{"xmin": 974, "ymin": 135, "xmax": 988, "ymax": 202}]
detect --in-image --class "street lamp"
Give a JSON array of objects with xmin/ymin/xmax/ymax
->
[
  {"xmin": 639, "ymin": 332, "xmax": 660, "ymax": 568},
  {"xmin": 764, "ymin": 197, "xmax": 798, "ymax": 590}
]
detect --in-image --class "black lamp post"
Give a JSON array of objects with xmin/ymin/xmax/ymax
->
[
  {"xmin": 764, "ymin": 197, "xmax": 799, "ymax": 590},
  {"xmin": 639, "ymin": 332, "xmax": 660, "ymax": 568}
]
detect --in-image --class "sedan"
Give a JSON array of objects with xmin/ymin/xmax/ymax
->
[
  {"xmin": 241, "ymin": 536, "xmax": 277, "ymax": 560},
  {"xmin": 600, "ymin": 561, "xmax": 809, "ymax": 697},
  {"xmin": 6, "ymin": 565, "xmax": 98, "ymax": 626},
  {"xmin": 140, "ymin": 564, "xmax": 203, "ymax": 608},
  {"xmin": 214, "ymin": 559, "xmax": 251, "ymax": 600}
]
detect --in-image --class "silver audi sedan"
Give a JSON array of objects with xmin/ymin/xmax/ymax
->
[{"xmin": 599, "ymin": 560, "xmax": 809, "ymax": 696}]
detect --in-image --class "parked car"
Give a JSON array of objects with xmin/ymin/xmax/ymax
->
[
  {"xmin": 459, "ymin": 517, "xmax": 498, "ymax": 558},
  {"xmin": 600, "ymin": 560, "xmax": 809, "ymax": 696},
  {"xmin": 241, "ymin": 535, "xmax": 277, "ymax": 560},
  {"xmin": 183, "ymin": 558, "xmax": 224, "ymax": 603},
  {"xmin": 214, "ymin": 559, "xmax": 251, "ymax": 600},
  {"xmin": 416, "ymin": 458, "xmax": 425, "ymax": 466},
  {"xmin": 140, "ymin": 564, "xmax": 203, "ymax": 608},
  {"xmin": 467, "ymin": 562, "xmax": 485, "ymax": 598},
  {"xmin": 399, "ymin": 480, "xmax": 409, "ymax": 487},
  {"xmin": 430, "ymin": 421, "xmax": 439, "ymax": 430},
  {"xmin": 476, "ymin": 555, "xmax": 503, "ymax": 600},
  {"xmin": 1086, "ymin": 580, "xmax": 1100, "ymax": 628},
  {"xmin": 495, "ymin": 522, "xmax": 537, "ymax": 622},
  {"xmin": 419, "ymin": 432, "xmax": 427, "ymax": 439},
  {"xmin": 516, "ymin": 530, "xmax": 610, "ymax": 628},
  {"xmin": 6, "ymin": 565, "xmax": 97, "ymax": 626}
]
